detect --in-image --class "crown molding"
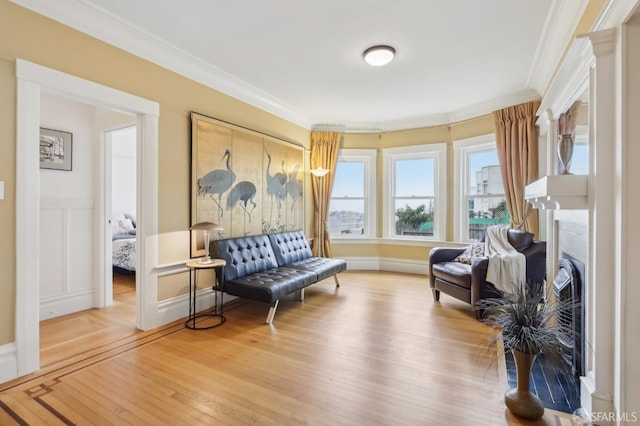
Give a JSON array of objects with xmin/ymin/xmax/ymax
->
[
  {"xmin": 527, "ymin": 0, "xmax": 589, "ymax": 95},
  {"xmin": 314, "ymin": 88, "xmax": 540, "ymax": 133},
  {"xmin": 536, "ymin": 35, "xmax": 592, "ymax": 121},
  {"xmin": 11, "ymin": 0, "xmax": 311, "ymax": 129},
  {"xmin": 446, "ymin": 88, "xmax": 541, "ymax": 124},
  {"xmin": 11, "ymin": 0, "xmax": 565, "ymax": 133}
]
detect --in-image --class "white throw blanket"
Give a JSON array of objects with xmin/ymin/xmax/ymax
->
[{"xmin": 484, "ymin": 225, "xmax": 526, "ymax": 293}]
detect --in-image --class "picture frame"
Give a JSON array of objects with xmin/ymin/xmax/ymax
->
[{"xmin": 40, "ymin": 127, "xmax": 72, "ymax": 171}]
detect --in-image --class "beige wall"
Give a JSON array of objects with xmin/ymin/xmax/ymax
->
[{"xmin": 0, "ymin": 2, "xmax": 309, "ymax": 345}]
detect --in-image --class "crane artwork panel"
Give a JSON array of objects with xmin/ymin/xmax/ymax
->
[{"xmin": 190, "ymin": 112, "xmax": 305, "ymax": 258}]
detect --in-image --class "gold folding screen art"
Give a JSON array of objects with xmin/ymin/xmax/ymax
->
[{"xmin": 190, "ymin": 113, "xmax": 305, "ymax": 257}]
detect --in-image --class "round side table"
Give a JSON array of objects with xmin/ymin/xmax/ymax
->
[{"xmin": 185, "ymin": 259, "xmax": 226, "ymax": 329}]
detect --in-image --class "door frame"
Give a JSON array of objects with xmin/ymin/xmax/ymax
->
[{"xmin": 15, "ymin": 59, "xmax": 159, "ymax": 377}]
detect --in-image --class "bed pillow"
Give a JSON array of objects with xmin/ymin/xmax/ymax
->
[
  {"xmin": 453, "ymin": 242, "xmax": 486, "ymax": 264},
  {"xmin": 112, "ymin": 215, "xmax": 135, "ymax": 235},
  {"xmin": 124, "ymin": 213, "xmax": 136, "ymax": 228}
]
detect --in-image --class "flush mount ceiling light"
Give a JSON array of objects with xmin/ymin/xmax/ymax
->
[{"xmin": 363, "ymin": 45, "xmax": 396, "ymax": 66}]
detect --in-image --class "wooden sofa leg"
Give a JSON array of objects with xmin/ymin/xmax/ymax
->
[
  {"xmin": 431, "ymin": 288, "xmax": 440, "ymax": 301},
  {"xmin": 266, "ymin": 300, "xmax": 279, "ymax": 324},
  {"xmin": 298, "ymin": 288, "xmax": 305, "ymax": 301},
  {"xmin": 334, "ymin": 275, "xmax": 340, "ymax": 287}
]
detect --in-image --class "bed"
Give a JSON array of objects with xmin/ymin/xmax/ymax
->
[{"xmin": 112, "ymin": 214, "xmax": 136, "ymax": 274}]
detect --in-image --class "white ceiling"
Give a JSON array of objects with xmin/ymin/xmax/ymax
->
[{"xmin": 14, "ymin": 0, "xmax": 588, "ymax": 131}]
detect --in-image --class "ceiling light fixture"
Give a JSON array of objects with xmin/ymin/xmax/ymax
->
[{"xmin": 363, "ymin": 45, "xmax": 396, "ymax": 67}]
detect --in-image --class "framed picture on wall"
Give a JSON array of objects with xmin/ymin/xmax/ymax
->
[
  {"xmin": 190, "ymin": 112, "xmax": 305, "ymax": 258},
  {"xmin": 40, "ymin": 127, "xmax": 72, "ymax": 171}
]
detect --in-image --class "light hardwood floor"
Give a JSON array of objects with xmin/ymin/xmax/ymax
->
[
  {"xmin": 39, "ymin": 272, "xmax": 138, "ymax": 367},
  {"xmin": 1, "ymin": 271, "xmax": 574, "ymax": 425}
]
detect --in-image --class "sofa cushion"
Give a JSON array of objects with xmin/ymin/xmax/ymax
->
[
  {"xmin": 507, "ymin": 229, "xmax": 534, "ymax": 252},
  {"xmin": 453, "ymin": 242, "xmax": 485, "ymax": 264},
  {"xmin": 268, "ymin": 230, "xmax": 313, "ymax": 266},
  {"xmin": 225, "ymin": 267, "xmax": 317, "ymax": 304},
  {"xmin": 480, "ymin": 228, "xmax": 534, "ymax": 252},
  {"xmin": 286, "ymin": 257, "xmax": 347, "ymax": 282},
  {"xmin": 212, "ymin": 235, "xmax": 279, "ymax": 281},
  {"xmin": 431, "ymin": 262, "xmax": 472, "ymax": 289}
]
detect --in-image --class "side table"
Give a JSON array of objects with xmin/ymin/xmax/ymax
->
[{"xmin": 185, "ymin": 259, "xmax": 226, "ymax": 329}]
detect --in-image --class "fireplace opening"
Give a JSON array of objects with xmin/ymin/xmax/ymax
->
[{"xmin": 553, "ymin": 253, "xmax": 585, "ymax": 377}]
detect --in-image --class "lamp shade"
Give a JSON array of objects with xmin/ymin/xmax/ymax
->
[
  {"xmin": 310, "ymin": 167, "xmax": 330, "ymax": 178},
  {"xmin": 190, "ymin": 221, "xmax": 222, "ymax": 231}
]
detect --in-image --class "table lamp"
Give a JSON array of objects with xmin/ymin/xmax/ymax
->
[{"xmin": 190, "ymin": 221, "xmax": 222, "ymax": 264}]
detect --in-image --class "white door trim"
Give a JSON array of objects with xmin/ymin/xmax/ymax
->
[{"xmin": 15, "ymin": 58, "xmax": 159, "ymax": 378}]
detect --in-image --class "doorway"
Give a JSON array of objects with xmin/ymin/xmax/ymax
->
[
  {"xmin": 104, "ymin": 125, "xmax": 137, "ymax": 308},
  {"xmin": 15, "ymin": 58, "xmax": 159, "ymax": 379}
]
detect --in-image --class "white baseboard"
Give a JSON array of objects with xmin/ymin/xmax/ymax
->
[
  {"xmin": 0, "ymin": 343, "xmax": 18, "ymax": 384},
  {"xmin": 40, "ymin": 289, "xmax": 95, "ymax": 320},
  {"xmin": 343, "ymin": 256, "xmax": 428, "ymax": 275},
  {"xmin": 156, "ymin": 289, "xmax": 238, "ymax": 325}
]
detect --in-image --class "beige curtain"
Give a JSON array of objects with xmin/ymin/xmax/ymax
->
[
  {"xmin": 310, "ymin": 131, "xmax": 340, "ymax": 257},
  {"xmin": 493, "ymin": 101, "xmax": 540, "ymax": 238}
]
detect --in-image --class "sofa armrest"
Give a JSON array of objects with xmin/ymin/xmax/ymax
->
[
  {"xmin": 429, "ymin": 246, "xmax": 466, "ymax": 288},
  {"xmin": 429, "ymin": 247, "xmax": 466, "ymax": 265}
]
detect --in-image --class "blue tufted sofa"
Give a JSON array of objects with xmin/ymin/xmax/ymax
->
[{"xmin": 211, "ymin": 230, "xmax": 347, "ymax": 323}]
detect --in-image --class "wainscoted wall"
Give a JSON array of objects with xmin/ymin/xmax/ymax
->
[
  {"xmin": 39, "ymin": 198, "xmax": 95, "ymax": 320},
  {"xmin": 40, "ymin": 92, "xmax": 97, "ymax": 320}
]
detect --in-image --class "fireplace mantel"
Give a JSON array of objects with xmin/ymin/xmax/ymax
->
[{"xmin": 524, "ymin": 175, "xmax": 588, "ymax": 209}]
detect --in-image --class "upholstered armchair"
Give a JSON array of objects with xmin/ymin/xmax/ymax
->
[{"xmin": 428, "ymin": 229, "xmax": 546, "ymax": 319}]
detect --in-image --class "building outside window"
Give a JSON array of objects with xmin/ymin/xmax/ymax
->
[
  {"xmin": 382, "ymin": 143, "xmax": 447, "ymax": 240},
  {"xmin": 328, "ymin": 149, "xmax": 377, "ymax": 238},
  {"xmin": 454, "ymin": 134, "xmax": 509, "ymax": 241}
]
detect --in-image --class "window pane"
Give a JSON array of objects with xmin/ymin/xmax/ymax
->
[
  {"xmin": 468, "ymin": 150, "xmax": 502, "ymax": 195},
  {"xmin": 395, "ymin": 158, "xmax": 434, "ymax": 196},
  {"xmin": 571, "ymin": 144, "xmax": 588, "ymax": 175},
  {"xmin": 329, "ymin": 199, "xmax": 365, "ymax": 235},
  {"xmin": 332, "ymin": 162, "xmax": 364, "ymax": 197},
  {"xmin": 394, "ymin": 198, "xmax": 434, "ymax": 237},
  {"xmin": 467, "ymin": 196, "xmax": 510, "ymax": 240}
]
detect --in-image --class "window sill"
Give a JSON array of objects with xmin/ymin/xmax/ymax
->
[{"xmin": 330, "ymin": 237, "xmax": 460, "ymax": 247}]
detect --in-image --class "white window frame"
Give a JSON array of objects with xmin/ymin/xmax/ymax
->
[
  {"xmin": 453, "ymin": 134, "xmax": 503, "ymax": 242},
  {"xmin": 329, "ymin": 149, "xmax": 377, "ymax": 239},
  {"xmin": 382, "ymin": 143, "xmax": 447, "ymax": 240}
]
